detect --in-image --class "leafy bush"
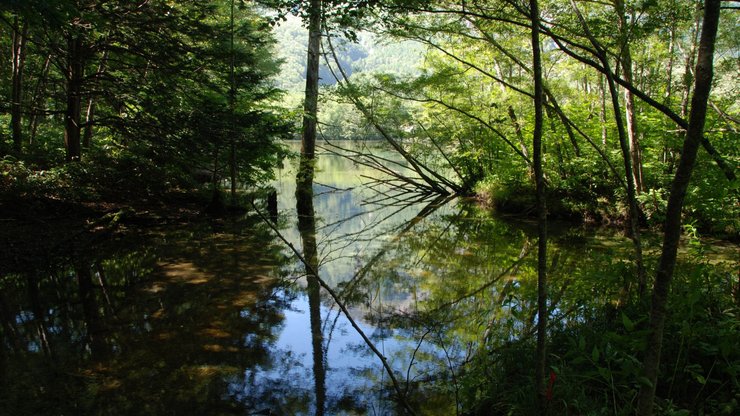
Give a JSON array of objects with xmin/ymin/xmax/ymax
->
[
  {"xmin": 0, "ymin": 157, "xmax": 73, "ymax": 199},
  {"xmin": 0, "ymin": 148, "xmax": 192, "ymax": 203}
]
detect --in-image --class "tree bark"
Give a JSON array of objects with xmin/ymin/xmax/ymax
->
[
  {"xmin": 11, "ymin": 17, "xmax": 28, "ymax": 153},
  {"xmin": 296, "ymin": 0, "xmax": 323, "ymax": 214},
  {"xmin": 82, "ymin": 52, "xmax": 108, "ymax": 149},
  {"xmin": 599, "ymin": 73, "xmax": 608, "ymax": 149},
  {"xmin": 28, "ymin": 54, "xmax": 52, "ymax": 146},
  {"xmin": 615, "ymin": 0, "xmax": 644, "ymax": 193},
  {"xmin": 636, "ymin": 1, "xmax": 721, "ymax": 414},
  {"xmin": 531, "ymin": 0, "xmax": 548, "ymax": 412},
  {"xmin": 229, "ymin": 0, "xmax": 237, "ymax": 206},
  {"xmin": 64, "ymin": 34, "xmax": 84, "ymax": 162}
]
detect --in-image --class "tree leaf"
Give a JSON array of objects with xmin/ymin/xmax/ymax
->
[
  {"xmin": 622, "ymin": 313, "xmax": 635, "ymax": 332},
  {"xmin": 638, "ymin": 377, "xmax": 653, "ymax": 388}
]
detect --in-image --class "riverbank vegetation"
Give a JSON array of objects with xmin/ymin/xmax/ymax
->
[{"xmin": 1, "ymin": 0, "xmax": 738, "ymax": 415}]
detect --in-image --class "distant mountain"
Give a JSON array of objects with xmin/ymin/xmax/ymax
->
[{"xmin": 271, "ymin": 15, "xmax": 423, "ymax": 92}]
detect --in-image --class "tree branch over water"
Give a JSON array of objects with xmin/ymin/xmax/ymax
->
[
  {"xmin": 249, "ymin": 200, "xmax": 418, "ymax": 415},
  {"xmin": 321, "ymin": 30, "xmax": 465, "ymax": 195}
]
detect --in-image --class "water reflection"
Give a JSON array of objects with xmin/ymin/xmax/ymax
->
[
  {"xmin": 2, "ymin": 141, "xmax": 735, "ymax": 415},
  {"xmin": 0, "ymin": 221, "xmax": 290, "ymax": 415},
  {"xmin": 0, "ymin": 142, "xmax": 630, "ymax": 415},
  {"xmin": 298, "ymin": 175, "xmax": 327, "ymax": 415}
]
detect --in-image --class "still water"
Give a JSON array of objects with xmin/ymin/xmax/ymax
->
[{"xmin": 1, "ymin": 141, "xmax": 735, "ymax": 415}]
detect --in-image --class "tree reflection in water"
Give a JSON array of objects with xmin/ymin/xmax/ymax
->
[
  {"xmin": 3, "ymin": 142, "xmax": 733, "ymax": 415},
  {"xmin": 298, "ymin": 175, "xmax": 327, "ymax": 415},
  {"xmin": 0, "ymin": 219, "xmax": 290, "ymax": 415}
]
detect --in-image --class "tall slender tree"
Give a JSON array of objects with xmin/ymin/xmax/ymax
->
[
  {"xmin": 10, "ymin": 15, "xmax": 28, "ymax": 153},
  {"xmin": 636, "ymin": 1, "xmax": 722, "ymax": 414},
  {"xmin": 64, "ymin": 31, "xmax": 84, "ymax": 162},
  {"xmin": 568, "ymin": 0, "xmax": 647, "ymax": 293},
  {"xmin": 296, "ymin": 0, "xmax": 323, "ymax": 214},
  {"xmin": 530, "ymin": 0, "xmax": 548, "ymax": 411},
  {"xmin": 229, "ymin": 0, "xmax": 237, "ymax": 206},
  {"xmin": 615, "ymin": 0, "xmax": 645, "ymax": 193}
]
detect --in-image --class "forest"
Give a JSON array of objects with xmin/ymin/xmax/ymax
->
[{"xmin": 0, "ymin": 0, "xmax": 738, "ymax": 415}]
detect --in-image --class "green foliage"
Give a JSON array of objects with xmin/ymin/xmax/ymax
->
[
  {"xmin": 0, "ymin": 148, "xmax": 189, "ymax": 202},
  {"xmin": 638, "ymin": 188, "xmax": 669, "ymax": 225},
  {"xmin": 449, "ymin": 243, "xmax": 739, "ymax": 415},
  {"xmin": 0, "ymin": 157, "xmax": 71, "ymax": 198},
  {"xmin": 1, "ymin": 0, "xmax": 292, "ymax": 201},
  {"xmin": 683, "ymin": 144, "xmax": 740, "ymax": 238}
]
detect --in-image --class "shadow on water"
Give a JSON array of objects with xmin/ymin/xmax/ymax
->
[{"xmin": 0, "ymin": 218, "xmax": 291, "ymax": 415}]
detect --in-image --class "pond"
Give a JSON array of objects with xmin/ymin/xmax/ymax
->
[{"xmin": 1, "ymin": 141, "xmax": 736, "ymax": 415}]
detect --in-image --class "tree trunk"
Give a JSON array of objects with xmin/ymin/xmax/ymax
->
[
  {"xmin": 624, "ymin": 75, "xmax": 644, "ymax": 192},
  {"xmin": 599, "ymin": 73, "xmax": 607, "ymax": 149},
  {"xmin": 10, "ymin": 17, "xmax": 28, "ymax": 153},
  {"xmin": 508, "ymin": 106, "xmax": 533, "ymax": 178},
  {"xmin": 609, "ymin": 68, "xmax": 648, "ymax": 295},
  {"xmin": 207, "ymin": 146, "xmax": 224, "ymax": 215},
  {"xmin": 570, "ymin": 0, "xmax": 646, "ymax": 294},
  {"xmin": 229, "ymin": 0, "xmax": 237, "ymax": 206},
  {"xmin": 636, "ymin": 1, "xmax": 721, "ymax": 414},
  {"xmin": 82, "ymin": 51, "xmax": 108, "ymax": 148},
  {"xmin": 663, "ymin": 23, "xmax": 676, "ymax": 166},
  {"xmin": 680, "ymin": 3, "xmax": 702, "ymax": 120},
  {"xmin": 615, "ymin": 0, "xmax": 644, "ymax": 193},
  {"xmin": 665, "ymin": 23, "xmax": 675, "ymax": 107},
  {"xmin": 65, "ymin": 34, "xmax": 84, "ymax": 162},
  {"xmin": 82, "ymin": 98, "xmax": 97, "ymax": 149},
  {"xmin": 296, "ymin": 0, "xmax": 323, "ymax": 213},
  {"xmin": 28, "ymin": 54, "xmax": 52, "ymax": 146},
  {"xmin": 531, "ymin": 0, "xmax": 548, "ymax": 412}
]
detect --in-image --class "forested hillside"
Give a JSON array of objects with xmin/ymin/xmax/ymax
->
[
  {"xmin": 271, "ymin": 14, "xmax": 424, "ymax": 91},
  {"xmin": 269, "ymin": 14, "xmax": 424, "ymax": 140}
]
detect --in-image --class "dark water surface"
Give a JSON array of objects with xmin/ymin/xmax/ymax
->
[{"xmin": 1, "ymin": 141, "xmax": 736, "ymax": 415}]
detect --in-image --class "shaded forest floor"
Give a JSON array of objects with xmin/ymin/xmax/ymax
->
[{"xmin": 0, "ymin": 192, "xmax": 208, "ymax": 275}]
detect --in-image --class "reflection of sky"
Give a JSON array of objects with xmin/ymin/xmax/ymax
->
[
  {"xmin": 232, "ymin": 290, "xmax": 454, "ymax": 415},
  {"xmin": 242, "ymin": 141, "xmax": 459, "ymax": 414},
  {"xmin": 273, "ymin": 142, "xmax": 457, "ymax": 289}
]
